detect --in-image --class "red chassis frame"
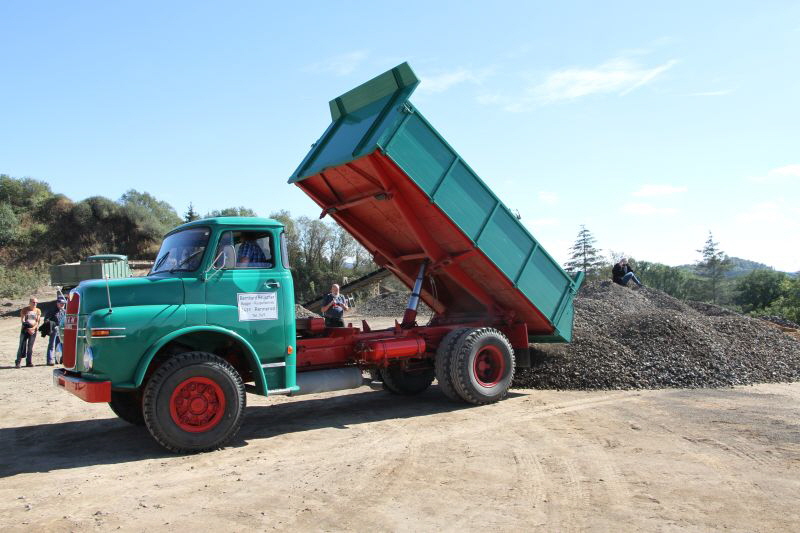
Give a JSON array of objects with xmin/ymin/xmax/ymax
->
[{"xmin": 295, "ymin": 318, "xmax": 528, "ymax": 372}]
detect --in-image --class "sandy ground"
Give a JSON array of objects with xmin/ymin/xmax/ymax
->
[{"xmin": 1, "ymin": 311, "xmax": 799, "ymax": 532}]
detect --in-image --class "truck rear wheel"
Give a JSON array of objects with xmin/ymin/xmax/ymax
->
[
  {"xmin": 109, "ymin": 390, "xmax": 145, "ymax": 426},
  {"xmin": 434, "ymin": 327, "xmax": 471, "ymax": 401},
  {"xmin": 380, "ymin": 364, "xmax": 435, "ymax": 395},
  {"xmin": 450, "ymin": 328, "xmax": 515, "ymax": 405},
  {"xmin": 143, "ymin": 352, "xmax": 246, "ymax": 453}
]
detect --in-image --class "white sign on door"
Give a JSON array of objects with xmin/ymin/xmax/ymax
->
[{"xmin": 237, "ymin": 292, "xmax": 278, "ymax": 321}]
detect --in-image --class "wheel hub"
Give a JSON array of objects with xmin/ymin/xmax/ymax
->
[
  {"xmin": 473, "ymin": 346, "xmax": 505, "ymax": 387},
  {"xmin": 169, "ymin": 377, "xmax": 226, "ymax": 433}
]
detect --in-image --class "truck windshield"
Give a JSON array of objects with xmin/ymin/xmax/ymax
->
[{"xmin": 151, "ymin": 228, "xmax": 211, "ymax": 274}]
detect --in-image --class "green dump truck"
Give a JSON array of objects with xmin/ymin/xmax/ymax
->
[
  {"xmin": 53, "ymin": 63, "xmax": 583, "ymax": 453},
  {"xmin": 50, "ymin": 254, "xmax": 131, "ymax": 291}
]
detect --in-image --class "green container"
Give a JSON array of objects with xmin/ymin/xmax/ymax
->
[
  {"xmin": 50, "ymin": 255, "xmax": 131, "ymax": 289},
  {"xmin": 291, "ymin": 63, "xmax": 583, "ymax": 342}
]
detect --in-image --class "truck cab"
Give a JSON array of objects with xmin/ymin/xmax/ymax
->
[{"xmin": 55, "ymin": 218, "xmax": 297, "ymax": 448}]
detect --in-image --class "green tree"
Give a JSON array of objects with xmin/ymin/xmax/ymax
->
[
  {"xmin": 636, "ymin": 261, "xmax": 690, "ymax": 299},
  {"xmin": 0, "ymin": 202, "xmax": 17, "ymax": 246},
  {"xmin": 734, "ymin": 269, "xmax": 787, "ymax": 313},
  {"xmin": 206, "ymin": 206, "xmax": 258, "ymax": 217},
  {"xmin": 762, "ymin": 277, "xmax": 800, "ymax": 323},
  {"xmin": 119, "ymin": 190, "xmax": 182, "ymax": 229},
  {"xmin": 184, "ymin": 202, "xmax": 200, "ymax": 222},
  {"xmin": 564, "ymin": 225, "xmax": 605, "ymax": 278},
  {"xmin": 695, "ymin": 232, "xmax": 732, "ymax": 304}
]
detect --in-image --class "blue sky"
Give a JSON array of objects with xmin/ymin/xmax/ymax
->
[{"xmin": 2, "ymin": 1, "xmax": 799, "ymax": 271}]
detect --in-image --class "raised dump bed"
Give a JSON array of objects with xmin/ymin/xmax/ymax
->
[{"xmin": 290, "ymin": 63, "xmax": 582, "ymax": 342}]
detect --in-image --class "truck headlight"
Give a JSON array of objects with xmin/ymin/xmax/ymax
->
[{"xmin": 83, "ymin": 346, "xmax": 94, "ymax": 371}]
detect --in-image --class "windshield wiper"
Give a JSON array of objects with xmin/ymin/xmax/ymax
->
[
  {"xmin": 151, "ymin": 250, "xmax": 171, "ymax": 274},
  {"xmin": 170, "ymin": 249, "xmax": 203, "ymax": 273}
]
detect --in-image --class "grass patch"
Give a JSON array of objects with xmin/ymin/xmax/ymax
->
[{"xmin": 0, "ymin": 265, "xmax": 48, "ymax": 299}]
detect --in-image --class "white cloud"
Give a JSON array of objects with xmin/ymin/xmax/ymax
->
[
  {"xmin": 418, "ymin": 67, "xmax": 491, "ymax": 94},
  {"xmin": 748, "ymin": 164, "xmax": 800, "ymax": 183},
  {"xmin": 690, "ymin": 89, "xmax": 732, "ymax": 97},
  {"xmin": 735, "ymin": 202, "xmax": 798, "ymax": 226},
  {"xmin": 538, "ymin": 191, "xmax": 558, "ymax": 204},
  {"xmin": 305, "ymin": 51, "xmax": 369, "ymax": 76},
  {"xmin": 495, "ymin": 56, "xmax": 678, "ymax": 112},
  {"xmin": 532, "ymin": 57, "xmax": 678, "ymax": 103},
  {"xmin": 631, "ymin": 184, "xmax": 688, "ymax": 197},
  {"xmin": 621, "ymin": 203, "xmax": 678, "ymax": 216},
  {"xmin": 529, "ymin": 218, "xmax": 558, "ymax": 227}
]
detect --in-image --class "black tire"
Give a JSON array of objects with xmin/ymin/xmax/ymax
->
[
  {"xmin": 434, "ymin": 327, "xmax": 471, "ymax": 401},
  {"xmin": 450, "ymin": 328, "xmax": 515, "ymax": 405},
  {"xmin": 109, "ymin": 390, "xmax": 145, "ymax": 426},
  {"xmin": 142, "ymin": 352, "xmax": 246, "ymax": 453},
  {"xmin": 381, "ymin": 364, "xmax": 435, "ymax": 395}
]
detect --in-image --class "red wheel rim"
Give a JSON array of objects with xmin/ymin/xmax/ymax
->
[
  {"xmin": 169, "ymin": 377, "xmax": 226, "ymax": 433},
  {"xmin": 473, "ymin": 345, "xmax": 506, "ymax": 387}
]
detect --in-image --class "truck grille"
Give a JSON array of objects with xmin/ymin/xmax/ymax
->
[{"xmin": 62, "ymin": 292, "xmax": 80, "ymax": 369}]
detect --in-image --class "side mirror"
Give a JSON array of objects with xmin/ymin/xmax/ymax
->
[
  {"xmin": 202, "ymin": 251, "xmax": 227, "ymax": 282},
  {"xmin": 212, "ymin": 250, "xmax": 227, "ymax": 270}
]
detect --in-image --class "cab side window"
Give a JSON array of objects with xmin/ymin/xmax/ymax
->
[{"xmin": 214, "ymin": 231, "xmax": 273, "ymax": 269}]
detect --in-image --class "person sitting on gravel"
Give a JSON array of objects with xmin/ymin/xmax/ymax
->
[
  {"xmin": 612, "ymin": 258, "xmax": 643, "ymax": 288},
  {"xmin": 321, "ymin": 284, "xmax": 349, "ymax": 327},
  {"xmin": 15, "ymin": 297, "xmax": 42, "ymax": 368}
]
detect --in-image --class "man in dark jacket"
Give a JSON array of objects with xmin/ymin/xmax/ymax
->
[
  {"xmin": 45, "ymin": 295, "xmax": 67, "ymax": 365},
  {"xmin": 321, "ymin": 284, "xmax": 349, "ymax": 327},
  {"xmin": 612, "ymin": 258, "xmax": 643, "ymax": 287}
]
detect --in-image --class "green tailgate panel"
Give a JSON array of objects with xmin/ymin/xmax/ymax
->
[{"xmin": 291, "ymin": 63, "xmax": 582, "ymax": 342}]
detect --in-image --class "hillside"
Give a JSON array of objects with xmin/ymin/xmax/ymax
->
[{"xmin": 677, "ymin": 256, "xmax": 794, "ymax": 279}]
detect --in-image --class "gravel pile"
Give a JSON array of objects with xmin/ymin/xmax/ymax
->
[
  {"xmin": 295, "ymin": 304, "xmax": 320, "ymax": 318},
  {"xmin": 514, "ymin": 281, "xmax": 800, "ymax": 390},
  {"xmin": 357, "ymin": 291, "xmax": 432, "ymax": 317},
  {"xmin": 758, "ymin": 315, "xmax": 800, "ymax": 329}
]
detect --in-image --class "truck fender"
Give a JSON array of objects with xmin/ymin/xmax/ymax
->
[{"xmin": 133, "ymin": 325, "xmax": 268, "ymax": 394}]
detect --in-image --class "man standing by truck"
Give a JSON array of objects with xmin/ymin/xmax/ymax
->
[
  {"xmin": 45, "ymin": 295, "xmax": 67, "ymax": 366},
  {"xmin": 321, "ymin": 283, "xmax": 349, "ymax": 327}
]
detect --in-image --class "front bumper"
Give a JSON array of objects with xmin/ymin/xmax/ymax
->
[{"xmin": 52, "ymin": 368, "xmax": 111, "ymax": 403}]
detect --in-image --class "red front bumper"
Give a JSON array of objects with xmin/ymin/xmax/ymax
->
[{"xmin": 52, "ymin": 369, "xmax": 111, "ymax": 403}]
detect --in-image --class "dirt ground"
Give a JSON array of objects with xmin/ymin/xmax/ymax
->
[{"xmin": 1, "ymin": 311, "xmax": 799, "ymax": 532}]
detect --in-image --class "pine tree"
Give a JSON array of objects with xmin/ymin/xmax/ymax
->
[
  {"xmin": 564, "ymin": 225, "xmax": 604, "ymax": 277},
  {"xmin": 184, "ymin": 202, "xmax": 200, "ymax": 222},
  {"xmin": 696, "ymin": 231, "xmax": 732, "ymax": 304}
]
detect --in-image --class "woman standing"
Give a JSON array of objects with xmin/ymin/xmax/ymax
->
[{"xmin": 15, "ymin": 297, "xmax": 41, "ymax": 368}]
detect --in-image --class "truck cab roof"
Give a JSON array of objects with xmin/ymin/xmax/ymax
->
[{"xmin": 170, "ymin": 217, "xmax": 284, "ymax": 234}]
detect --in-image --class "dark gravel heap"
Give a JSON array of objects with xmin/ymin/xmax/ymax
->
[
  {"xmin": 758, "ymin": 315, "xmax": 800, "ymax": 329},
  {"xmin": 357, "ymin": 292, "xmax": 432, "ymax": 317},
  {"xmin": 513, "ymin": 281, "xmax": 800, "ymax": 390}
]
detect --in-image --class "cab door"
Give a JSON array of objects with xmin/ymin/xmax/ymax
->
[{"xmin": 205, "ymin": 229, "xmax": 285, "ymax": 363}]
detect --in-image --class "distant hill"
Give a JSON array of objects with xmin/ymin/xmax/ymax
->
[{"xmin": 678, "ymin": 257, "xmax": 795, "ymax": 279}]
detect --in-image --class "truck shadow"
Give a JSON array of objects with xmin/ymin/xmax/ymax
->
[{"xmin": 0, "ymin": 387, "xmax": 526, "ymax": 478}]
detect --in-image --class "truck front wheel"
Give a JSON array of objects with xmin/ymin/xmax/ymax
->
[
  {"xmin": 143, "ymin": 352, "xmax": 246, "ymax": 453},
  {"xmin": 109, "ymin": 390, "xmax": 145, "ymax": 426},
  {"xmin": 450, "ymin": 328, "xmax": 515, "ymax": 405}
]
